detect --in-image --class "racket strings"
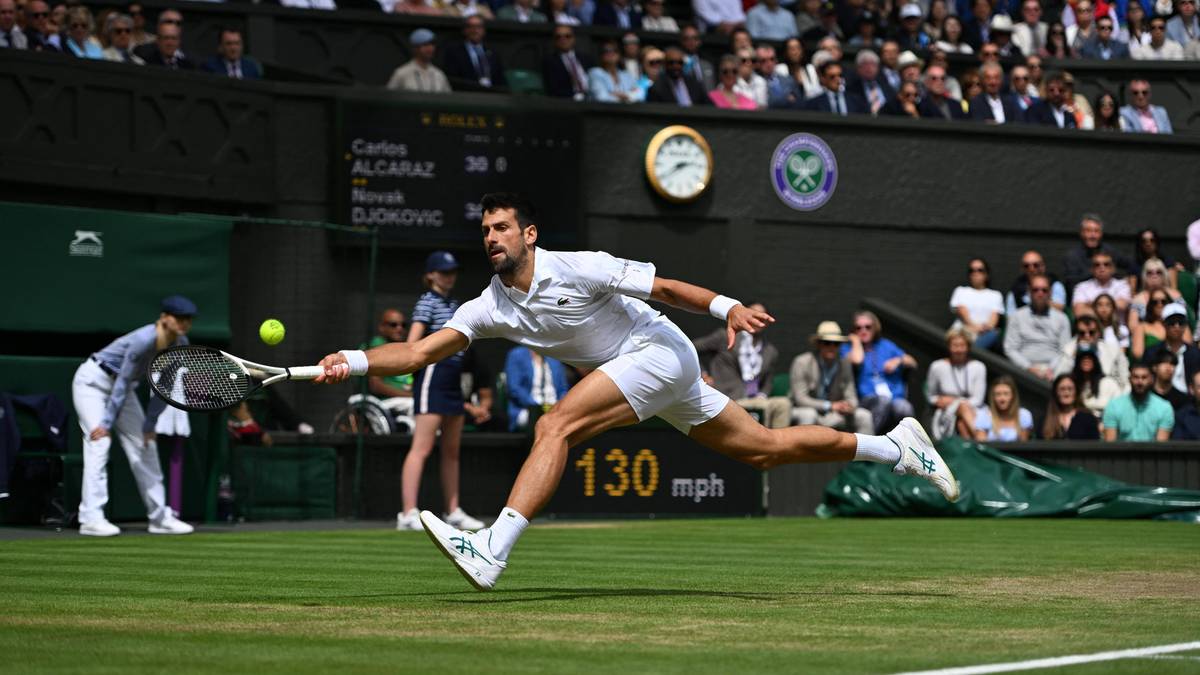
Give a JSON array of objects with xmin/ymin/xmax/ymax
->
[{"xmin": 151, "ymin": 348, "xmax": 251, "ymax": 410}]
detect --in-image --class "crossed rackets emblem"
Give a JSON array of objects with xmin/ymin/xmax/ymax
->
[{"xmin": 788, "ymin": 153, "xmax": 823, "ymax": 192}]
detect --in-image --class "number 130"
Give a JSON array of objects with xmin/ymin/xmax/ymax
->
[{"xmin": 574, "ymin": 448, "xmax": 660, "ymax": 497}]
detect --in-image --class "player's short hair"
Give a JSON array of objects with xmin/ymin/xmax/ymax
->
[{"xmin": 481, "ymin": 192, "xmax": 537, "ymax": 230}]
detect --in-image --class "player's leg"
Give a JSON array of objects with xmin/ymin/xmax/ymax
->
[{"xmin": 72, "ymin": 363, "xmax": 118, "ymax": 535}]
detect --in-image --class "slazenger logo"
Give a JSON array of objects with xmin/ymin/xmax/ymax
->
[
  {"xmin": 671, "ymin": 473, "xmax": 726, "ymax": 503},
  {"xmin": 68, "ymin": 230, "xmax": 104, "ymax": 258}
]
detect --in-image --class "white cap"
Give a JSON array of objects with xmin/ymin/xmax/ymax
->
[{"xmin": 899, "ymin": 3, "xmax": 923, "ymax": 19}]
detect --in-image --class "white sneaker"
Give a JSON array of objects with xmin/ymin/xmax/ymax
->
[
  {"xmin": 419, "ymin": 510, "xmax": 506, "ymax": 591},
  {"xmin": 80, "ymin": 519, "xmax": 121, "ymax": 537},
  {"xmin": 396, "ymin": 508, "xmax": 422, "ymax": 531},
  {"xmin": 149, "ymin": 513, "xmax": 194, "ymax": 535},
  {"xmin": 443, "ymin": 507, "xmax": 485, "ymax": 530},
  {"xmin": 887, "ymin": 417, "xmax": 961, "ymax": 503}
]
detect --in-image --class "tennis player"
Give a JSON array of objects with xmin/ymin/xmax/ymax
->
[{"xmin": 316, "ymin": 193, "xmax": 958, "ymax": 590}]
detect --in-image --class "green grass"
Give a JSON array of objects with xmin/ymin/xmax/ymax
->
[{"xmin": 1, "ymin": 519, "xmax": 1198, "ymax": 674}]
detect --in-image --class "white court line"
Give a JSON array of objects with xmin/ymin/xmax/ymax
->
[{"xmin": 890, "ymin": 641, "xmax": 1200, "ymax": 675}]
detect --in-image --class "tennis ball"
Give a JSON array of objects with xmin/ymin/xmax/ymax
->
[{"xmin": 259, "ymin": 319, "xmax": 285, "ymax": 346}]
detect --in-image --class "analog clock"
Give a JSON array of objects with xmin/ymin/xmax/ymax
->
[{"xmin": 644, "ymin": 125, "xmax": 713, "ymax": 203}]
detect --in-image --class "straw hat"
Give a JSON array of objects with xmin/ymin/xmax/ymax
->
[{"xmin": 810, "ymin": 320, "xmax": 849, "ymax": 344}]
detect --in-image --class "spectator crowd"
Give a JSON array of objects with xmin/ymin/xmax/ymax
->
[{"xmin": 2, "ymin": 0, "xmax": 1193, "ymax": 132}]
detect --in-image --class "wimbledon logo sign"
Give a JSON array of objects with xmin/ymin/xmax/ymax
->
[{"xmin": 770, "ymin": 133, "xmax": 838, "ymax": 212}]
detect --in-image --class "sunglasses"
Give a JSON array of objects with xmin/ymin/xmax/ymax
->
[
  {"xmin": 1151, "ymin": 24, "xmax": 1166, "ymax": 29},
  {"xmin": 69, "ymin": 22, "xmax": 86, "ymax": 27},
  {"xmin": 928, "ymin": 74, "xmax": 945, "ymax": 81},
  {"xmin": 1022, "ymin": 261, "xmax": 1042, "ymax": 268},
  {"xmin": 969, "ymin": 266, "xmax": 986, "ymax": 272},
  {"xmin": 647, "ymin": 58, "xmax": 663, "ymax": 65},
  {"xmin": 382, "ymin": 321, "xmax": 406, "ymax": 328},
  {"xmin": 29, "ymin": 11, "xmax": 48, "ymax": 17},
  {"xmin": 1030, "ymin": 287, "xmax": 1051, "ymax": 294},
  {"xmin": 720, "ymin": 68, "xmax": 738, "ymax": 74},
  {"xmin": 665, "ymin": 59, "xmax": 683, "ymax": 65},
  {"xmin": 818, "ymin": 340, "xmax": 840, "ymax": 346},
  {"xmin": 113, "ymin": 26, "xmax": 130, "ymax": 33},
  {"xmin": 1166, "ymin": 317, "xmax": 1188, "ymax": 326},
  {"xmin": 1098, "ymin": 24, "xmax": 1113, "ymax": 30},
  {"xmin": 554, "ymin": 33, "xmax": 573, "ymax": 38},
  {"xmin": 160, "ymin": 18, "xmax": 181, "ymax": 24},
  {"xmin": 1149, "ymin": 299, "xmax": 1169, "ymax": 306},
  {"xmin": 1146, "ymin": 269, "xmax": 1164, "ymax": 276},
  {"xmin": 1077, "ymin": 328, "xmax": 1097, "ymax": 336},
  {"xmin": 1093, "ymin": 261, "xmax": 1113, "ymax": 267},
  {"xmin": 1131, "ymin": 89, "xmax": 1149, "ymax": 95},
  {"xmin": 854, "ymin": 324, "xmax": 873, "ymax": 331}
]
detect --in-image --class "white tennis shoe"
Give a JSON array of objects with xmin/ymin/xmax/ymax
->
[
  {"xmin": 887, "ymin": 417, "xmax": 960, "ymax": 503},
  {"xmin": 79, "ymin": 519, "xmax": 121, "ymax": 537},
  {"xmin": 148, "ymin": 513, "xmax": 194, "ymax": 535},
  {"xmin": 396, "ymin": 508, "xmax": 422, "ymax": 531},
  {"xmin": 443, "ymin": 507, "xmax": 485, "ymax": 530},
  {"xmin": 419, "ymin": 510, "xmax": 506, "ymax": 591}
]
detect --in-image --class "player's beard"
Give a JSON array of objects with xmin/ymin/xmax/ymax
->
[{"xmin": 491, "ymin": 244, "xmax": 527, "ymax": 276}]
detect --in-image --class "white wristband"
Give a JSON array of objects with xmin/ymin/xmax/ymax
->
[
  {"xmin": 338, "ymin": 349, "xmax": 369, "ymax": 376},
  {"xmin": 709, "ymin": 295, "xmax": 740, "ymax": 321}
]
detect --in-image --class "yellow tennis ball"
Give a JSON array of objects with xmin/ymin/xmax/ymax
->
[{"xmin": 259, "ymin": 319, "xmax": 285, "ymax": 346}]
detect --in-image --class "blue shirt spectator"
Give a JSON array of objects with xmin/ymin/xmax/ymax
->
[
  {"xmin": 504, "ymin": 347, "xmax": 569, "ymax": 431},
  {"xmin": 746, "ymin": 0, "xmax": 798, "ymax": 40},
  {"xmin": 842, "ymin": 336, "xmax": 907, "ymax": 400}
]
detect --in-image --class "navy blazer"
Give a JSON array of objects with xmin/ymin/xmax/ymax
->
[
  {"xmin": 645, "ymin": 74, "xmax": 711, "ymax": 105},
  {"xmin": 1026, "ymin": 100, "xmax": 1077, "ymax": 128},
  {"xmin": 200, "ymin": 56, "xmax": 262, "ymax": 80},
  {"xmin": 592, "ymin": 1, "xmax": 642, "ymax": 28},
  {"xmin": 441, "ymin": 41, "xmax": 507, "ymax": 90},
  {"xmin": 845, "ymin": 75, "xmax": 896, "ymax": 110},
  {"xmin": 135, "ymin": 44, "xmax": 196, "ymax": 69},
  {"xmin": 802, "ymin": 90, "xmax": 869, "ymax": 114},
  {"xmin": 918, "ymin": 95, "xmax": 969, "ymax": 120},
  {"xmin": 1078, "ymin": 36, "xmax": 1131, "ymax": 59},
  {"xmin": 969, "ymin": 92, "xmax": 1024, "ymax": 123},
  {"xmin": 541, "ymin": 50, "xmax": 596, "ymax": 98}
]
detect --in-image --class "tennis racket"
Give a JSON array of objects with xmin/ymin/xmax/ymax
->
[{"xmin": 148, "ymin": 345, "xmax": 325, "ymax": 412}]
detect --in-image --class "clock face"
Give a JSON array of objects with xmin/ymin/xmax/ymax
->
[{"xmin": 652, "ymin": 135, "xmax": 710, "ymax": 201}]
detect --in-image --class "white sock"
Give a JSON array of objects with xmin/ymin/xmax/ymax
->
[
  {"xmin": 488, "ymin": 507, "xmax": 529, "ymax": 561},
  {"xmin": 854, "ymin": 433, "xmax": 901, "ymax": 465}
]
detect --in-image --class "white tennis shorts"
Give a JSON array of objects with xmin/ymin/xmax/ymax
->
[{"xmin": 597, "ymin": 322, "xmax": 730, "ymax": 433}]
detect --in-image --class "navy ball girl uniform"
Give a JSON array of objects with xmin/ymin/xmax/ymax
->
[{"xmin": 411, "ymin": 290, "xmax": 465, "ymax": 415}]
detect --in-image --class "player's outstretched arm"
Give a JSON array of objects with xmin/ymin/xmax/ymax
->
[
  {"xmin": 649, "ymin": 277, "xmax": 775, "ymax": 349},
  {"xmin": 314, "ymin": 328, "xmax": 470, "ymax": 383}
]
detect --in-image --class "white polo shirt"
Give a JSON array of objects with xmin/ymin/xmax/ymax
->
[{"xmin": 445, "ymin": 248, "xmax": 673, "ymax": 369}]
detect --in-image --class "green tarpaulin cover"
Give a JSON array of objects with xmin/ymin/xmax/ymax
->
[{"xmin": 818, "ymin": 438, "xmax": 1200, "ymax": 521}]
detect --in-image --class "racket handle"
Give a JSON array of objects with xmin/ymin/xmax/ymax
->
[{"xmin": 287, "ymin": 366, "xmax": 326, "ymax": 381}]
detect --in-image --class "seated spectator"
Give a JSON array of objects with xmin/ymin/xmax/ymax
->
[
  {"xmin": 366, "ymin": 308, "xmax": 414, "ymax": 402},
  {"xmin": 970, "ymin": 63, "xmax": 1022, "ymax": 124},
  {"xmin": 1072, "ymin": 343, "xmax": 1122, "ymax": 416},
  {"xmin": 1166, "ymin": 0, "xmax": 1199, "ymax": 47},
  {"xmin": 847, "ymin": 50, "xmax": 894, "ymax": 116},
  {"xmin": 733, "ymin": 48, "xmax": 767, "ymax": 107},
  {"xmin": 848, "ymin": 12, "xmax": 883, "ymax": 49},
  {"xmin": 139, "ymin": 19, "xmax": 192, "ymax": 69},
  {"xmin": 777, "ymin": 37, "xmax": 820, "ymax": 100},
  {"xmin": 974, "ymin": 376, "xmax": 1033, "ymax": 442},
  {"xmin": 127, "ymin": 3, "xmax": 153, "ymax": 46},
  {"xmin": 1129, "ymin": 258, "xmax": 1186, "ymax": 333},
  {"xmin": 843, "ymin": 310, "xmax": 916, "ymax": 432},
  {"xmin": 882, "ymin": 81, "xmax": 922, "ymax": 117},
  {"xmin": 949, "ymin": 257, "xmax": 1004, "ymax": 350},
  {"xmin": 63, "ymin": 6, "xmax": 103, "ymax": 59},
  {"xmin": 1026, "ymin": 71, "xmax": 1077, "ymax": 128},
  {"xmin": 1132, "ymin": 227, "xmax": 1184, "ymax": 286},
  {"xmin": 693, "ymin": 303, "xmax": 791, "ymax": 428},
  {"xmin": 895, "ymin": 50, "xmax": 923, "ymax": 88},
  {"xmin": 279, "ymin": 0, "xmax": 337, "ymax": 8},
  {"xmin": 1145, "ymin": 304, "xmax": 1200, "ymax": 393},
  {"xmin": 504, "ymin": 347, "xmax": 569, "ymax": 432},
  {"xmin": 23, "ymin": 1, "xmax": 60, "ymax": 51},
  {"xmin": 1009, "ymin": 65, "xmax": 1037, "ymax": 115},
  {"xmin": 963, "ymin": 0, "xmax": 991, "ymax": 51},
  {"xmin": 544, "ymin": 26, "xmax": 594, "ymax": 100},
  {"xmin": 393, "ymin": 0, "xmax": 445, "ymax": 15},
  {"xmin": 1056, "ymin": 314, "xmax": 1130, "ymax": 391},
  {"xmin": 897, "ymin": 3, "xmax": 931, "ymax": 50},
  {"xmin": 710, "ymin": 57, "xmax": 758, "ymax": 108},
  {"xmin": 593, "ymin": 0, "xmax": 640, "ymax": 28},
  {"xmin": 802, "ymin": 1, "xmax": 841, "ymax": 42},
  {"xmin": 566, "ymin": 0, "xmax": 595, "ymax": 24},
  {"xmin": 758, "ymin": 44, "xmax": 799, "ymax": 108},
  {"xmin": 497, "ymin": 0, "xmax": 548, "ymax": 22},
  {"xmin": 1072, "ymin": 251, "xmax": 1131, "ymax": 319},
  {"xmin": 441, "ymin": 16, "xmax": 506, "ymax": 91},
  {"xmin": 619, "ymin": 32, "xmax": 640, "ymax": 80},
  {"xmin": 1065, "ymin": 0, "xmax": 1098, "ymax": 52},
  {"xmin": 201, "ymin": 28, "xmax": 261, "ymax": 80},
  {"xmin": 803, "ymin": 61, "xmax": 867, "ymax": 114},
  {"xmin": 924, "ymin": 0, "xmax": 949, "ymax": 42},
  {"xmin": 746, "ymin": 0, "xmax": 796, "ymax": 40},
  {"xmin": 1171, "ymin": 370, "xmax": 1200, "ymax": 440},
  {"xmin": 1061, "ymin": 72, "xmax": 1094, "ymax": 129},
  {"xmin": 1151, "ymin": 347, "xmax": 1190, "ymax": 411},
  {"xmin": 936, "ymin": 15, "xmax": 974, "ymax": 53},
  {"xmin": 1119, "ymin": 79, "xmax": 1173, "ymax": 134},
  {"xmin": 101, "ymin": 13, "xmax": 143, "ymax": 64},
  {"xmin": 636, "ymin": 47, "xmax": 664, "ymax": 98},
  {"xmin": 959, "ymin": 68, "xmax": 983, "ymax": 104},
  {"xmin": 646, "ymin": 46, "xmax": 710, "ymax": 105},
  {"xmin": 926, "ymin": 48, "xmax": 962, "ymax": 99},
  {"xmin": 1063, "ymin": 213, "xmax": 1132, "ymax": 292},
  {"xmin": 1132, "ymin": 17, "xmax": 1183, "ymax": 58},
  {"xmin": 1121, "ymin": 1, "xmax": 1150, "ymax": 47},
  {"xmin": 989, "ymin": 14, "xmax": 1024, "ymax": 58},
  {"xmin": 588, "ymin": 39, "xmax": 643, "ymax": 102},
  {"xmin": 1012, "ymin": 0, "xmax": 1048, "ymax": 56},
  {"xmin": 927, "ymin": 328, "xmax": 987, "ymax": 440},
  {"xmin": 1093, "ymin": 293, "xmax": 1131, "ymax": 350},
  {"xmin": 546, "ymin": 0, "xmax": 582, "ymax": 24},
  {"xmin": 1044, "ymin": 374, "xmax": 1101, "ymax": 439},
  {"xmin": 641, "ymin": 0, "xmax": 677, "ymax": 31},
  {"xmin": 679, "ymin": 24, "xmax": 714, "ymax": 90},
  {"xmin": 1004, "ymin": 274, "xmax": 1071, "ymax": 381},
  {"xmin": 878, "ymin": 39, "xmax": 902, "ymax": 91},
  {"xmin": 388, "ymin": 29, "xmax": 451, "ymax": 92},
  {"xmin": 1102, "ymin": 362, "xmax": 1174, "ymax": 441},
  {"xmin": 920, "ymin": 63, "xmax": 969, "ymax": 119},
  {"xmin": 1, "ymin": 0, "xmax": 27, "ymax": 49},
  {"xmin": 692, "ymin": 0, "xmax": 745, "ymax": 35},
  {"xmin": 790, "ymin": 321, "xmax": 873, "ymax": 434},
  {"xmin": 817, "ymin": 35, "xmax": 844, "ymax": 63},
  {"xmin": 439, "ymin": 0, "xmax": 494, "ymax": 19},
  {"xmin": 1187, "ymin": 38, "xmax": 1200, "ymax": 58},
  {"xmin": 1093, "ymin": 90, "xmax": 1122, "ymax": 130},
  {"xmin": 1006, "ymin": 250, "xmax": 1066, "ymax": 315},
  {"xmin": 794, "ymin": 0, "xmax": 822, "ymax": 38},
  {"xmin": 1080, "ymin": 15, "xmax": 1130, "ymax": 58}
]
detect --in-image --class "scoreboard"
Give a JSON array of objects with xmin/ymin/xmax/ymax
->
[
  {"xmin": 544, "ymin": 427, "xmax": 764, "ymax": 517},
  {"xmin": 339, "ymin": 101, "xmax": 581, "ymax": 246}
]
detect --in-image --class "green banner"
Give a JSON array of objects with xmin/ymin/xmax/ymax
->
[{"xmin": 0, "ymin": 202, "xmax": 231, "ymax": 340}]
